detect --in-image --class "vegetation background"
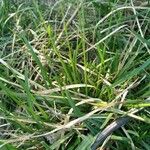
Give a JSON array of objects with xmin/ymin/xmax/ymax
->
[{"xmin": 0, "ymin": 0, "xmax": 150, "ymax": 149}]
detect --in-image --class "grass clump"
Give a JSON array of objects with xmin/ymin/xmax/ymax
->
[{"xmin": 0, "ymin": 0, "xmax": 150, "ymax": 149}]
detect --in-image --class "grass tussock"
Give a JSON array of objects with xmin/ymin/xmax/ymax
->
[{"xmin": 0, "ymin": 0, "xmax": 150, "ymax": 149}]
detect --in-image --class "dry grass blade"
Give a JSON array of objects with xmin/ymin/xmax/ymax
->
[{"xmin": 35, "ymin": 84, "xmax": 94, "ymax": 95}]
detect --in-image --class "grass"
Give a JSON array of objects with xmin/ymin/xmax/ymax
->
[{"xmin": 0, "ymin": 0, "xmax": 150, "ymax": 149}]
